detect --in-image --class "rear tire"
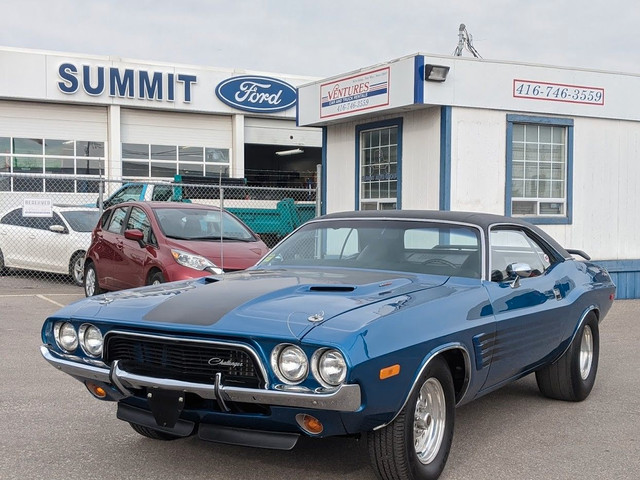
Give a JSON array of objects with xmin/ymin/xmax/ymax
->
[
  {"xmin": 129, "ymin": 422, "xmax": 181, "ymax": 441},
  {"xmin": 536, "ymin": 311, "xmax": 599, "ymax": 401},
  {"xmin": 368, "ymin": 357, "xmax": 455, "ymax": 480},
  {"xmin": 69, "ymin": 251, "xmax": 85, "ymax": 286},
  {"xmin": 84, "ymin": 262, "xmax": 103, "ymax": 296},
  {"xmin": 0, "ymin": 249, "xmax": 5, "ymax": 275}
]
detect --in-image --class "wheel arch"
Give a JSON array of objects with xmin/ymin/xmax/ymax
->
[
  {"xmin": 146, "ymin": 266, "xmax": 164, "ymax": 283},
  {"xmin": 373, "ymin": 343, "xmax": 471, "ymax": 431},
  {"xmin": 69, "ymin": 249, "xmax": 86, "ymax": 263},
  {"xmin": 554, "ymin": 304, "xmax": 599, "ymax": 362}
]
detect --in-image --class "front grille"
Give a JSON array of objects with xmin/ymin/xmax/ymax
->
[{"xmin": 104, "ymin": 333, "xmax": 264, "ymax": 388}]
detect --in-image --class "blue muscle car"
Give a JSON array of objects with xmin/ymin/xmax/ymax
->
[{"xmin": 40, "ymin": 210, "xmax": 615, "ymax": 480}]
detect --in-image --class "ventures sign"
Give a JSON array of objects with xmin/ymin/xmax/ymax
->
[
  {"xmin": 320, "ymin": 67, "xmax": 389, "ymax": 119},
  {"xmin": 215, "ymin": 76, "xmax": 297, "ymax": 113}
]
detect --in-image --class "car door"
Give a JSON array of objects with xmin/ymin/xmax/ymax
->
[
  {"xmin": 119, "ymin": 206, "xmax": 157, "ymax": 288},
  {"xmin": 92, "ymin": 206, "xmax": 130, "ymax": 290},
  {"xmin": 482, "ymin": 226, "xmax": 573, "ymax": 389},
  {"xmin": 29, "ymin": 211, "xmax": 70, "ymax": 273}
]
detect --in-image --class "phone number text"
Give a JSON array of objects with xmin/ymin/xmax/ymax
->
[{"xmin": 513, "ymin": 80, "xmax": 604, "ymax": 105}]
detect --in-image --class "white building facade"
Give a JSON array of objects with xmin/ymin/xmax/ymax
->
[
  {"xmin": 297, "ymin": 53, "xmax": 640, "ymax": 298},
  {"xmin": 0, "ymin": 46, "xmax": 322, "ymax": 204}
]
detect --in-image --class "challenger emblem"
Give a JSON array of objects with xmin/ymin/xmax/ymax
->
[{"xmin": 208, "ymin": 357, "xmax": 244, "ymax": 368}]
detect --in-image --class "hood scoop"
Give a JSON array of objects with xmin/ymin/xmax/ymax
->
[{"xmin": 308, "ymin": 285, "xmax": 356, "ymax": 292}]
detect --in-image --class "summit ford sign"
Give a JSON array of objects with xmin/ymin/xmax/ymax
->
[{"xmin": 215, "ymin": 75, "xmax": 297, "ymax": 113}]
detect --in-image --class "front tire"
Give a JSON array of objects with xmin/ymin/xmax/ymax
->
[
  {"xmin": 368, "ymin": 357, "xmax": 455, "ymax": 480},
  {"xmin": 148, "ymin": 271, "xmax": 165, "ymax": 285},
  {"xmin": 69, "ymin": 251, "xmax": 85, "ymax": 286},
  {"xmin": 84, "ymin": 262, "xmax": 103, "ymax": 296},
  {"xmin": 129, "ymin": 422, "xmax": 181, "ymax": 441},
  {"xmin": 536, "ymin": 311, "xmax": 599, "ymax": 401}
]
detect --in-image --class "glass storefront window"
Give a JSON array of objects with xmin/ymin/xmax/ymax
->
[
  {"xmin": 0, "ymin": 137, "xmax": 11, "ymax": 154},
  {"xmin": 179, "ymin": 146, "xmax": 203, "ymax": 162},
  {"xmin": 151, "ymin": 145, "xmax": 177, "ymax": 160},
  {"xmin": 45, "ymin": 139, "xmax": 75, "ymax": 156},
  {"xmin": 14, "ymin": 138, "xmax": 43, "ymax": 155},
  {"xmin": 205, "ymin": 148, "xmax": 229, "ymax": 163},
  {"xmin": 151, "ymin": 162, "xmax": 177, "ymax": 177},
  {"xmin": 122, "ymin": 143, "xmax": 149, "ymax": 159}
]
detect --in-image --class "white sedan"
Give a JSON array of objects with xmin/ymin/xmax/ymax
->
[{"xmin": 0, "ymin": 205, "xmax": 99, "ymax": 285}]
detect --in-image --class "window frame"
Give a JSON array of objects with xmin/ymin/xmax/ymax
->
[
  {"xmin": 505, "ymin": 114, "xmax": 573, "ymax": 225},
  {"xmin": 355, "ymin": 118, "xmax": 403, "ymax": 211}
]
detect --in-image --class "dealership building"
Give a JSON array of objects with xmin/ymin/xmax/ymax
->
[
  {"xmin": 1, "ymin": 47, "xmax": 639, "ymax": 298},
  {"xmin": 0, "ymin": 46, "xmax": 322, "ymax": 201},
  {"xmin": 297, "ymin": 53, "xmax": 640, "ymax": 298}
]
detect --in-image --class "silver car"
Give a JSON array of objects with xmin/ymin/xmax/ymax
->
[{"xmin": 0, "ymin": 205, "xmax": 99, "ymax": 285}]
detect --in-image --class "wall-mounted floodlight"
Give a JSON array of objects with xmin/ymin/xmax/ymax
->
[
  {"xmin": 424, "ymin": 64, "xmax": 450, "ymax": 82},
  {"xmin": 275, "ymin": 148, "xmax": 304, "ymax": 156}
]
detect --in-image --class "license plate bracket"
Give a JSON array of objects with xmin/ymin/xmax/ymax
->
[{"xmin": 147, "ymin": 389, "xmax": 185, "ymax": 428}]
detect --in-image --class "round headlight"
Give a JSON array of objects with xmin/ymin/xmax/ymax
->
[
  {"xmin": 54, "ymin": 322, "xmax": 78, "ymax": 353},
  {"xmin": 272, "ymin": 344, "xmax": 308, "ymax": 384},
  {"xmin": 79, "ymin": 324, "xmax": 103, "ymax": 357},
  {"xmin": 316, "ymin": 349, "xmax": 347, "ymax": 386}
]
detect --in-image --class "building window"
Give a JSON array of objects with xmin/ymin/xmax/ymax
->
[
  {"xmin": 0, "ymin": 137, "xmax": 104, "ymax": 193},
  {"xmin": 356, "ymin": 119, "xmax": 402, "ymax": 210},
  {"xmin": 506, "ymin": 115, "xmax": 573, "ymax": 224},
  {"xmin": 122, "ymin": 143, "xmax": 230, "ymax": 180}
]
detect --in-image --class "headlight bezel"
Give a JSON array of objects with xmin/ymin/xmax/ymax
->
[
  {"xmin": 311, "ymin": 348, "xmax": 348, "ymax": 388},
  {"xmin": 271, "ymin": 344, "xmax": 309, "ymax": 385},
  {"xmin": 78, "ymin": 323, "xmax": 104, "ymax": 358},
  {"xmin": 54, "ymin": 321, "xmax": 78, "ymax": 353}
]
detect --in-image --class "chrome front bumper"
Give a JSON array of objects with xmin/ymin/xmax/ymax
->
[{"xmin": 40, "ymin": 345, "xmax": 362, "ymax": 412}]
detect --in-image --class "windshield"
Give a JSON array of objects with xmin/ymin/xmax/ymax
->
[
  {"xmin": 258, "ymin": 219, "xmax": 482, "ymax": 278},
  {"xmin": 155, "ymin": 207, "xmax": 255, "ymax": 241},
  {"xmin": 60, "ymin": 210, "xmax": 100, "ymax": 232}
]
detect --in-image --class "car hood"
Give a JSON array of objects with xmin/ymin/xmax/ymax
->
[{"xmin": 60, "ymin": 268, "xmax": 449, "ymax": 340}]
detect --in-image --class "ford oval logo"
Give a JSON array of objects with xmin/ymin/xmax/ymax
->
[{"xmin": 215, "ymin": 75, "xmax": 297, "ymax": 113}]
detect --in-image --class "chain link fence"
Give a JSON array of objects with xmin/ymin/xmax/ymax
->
[{"xmin": 0, "ymin": 172, "xmax": 319, "ymax": 286}]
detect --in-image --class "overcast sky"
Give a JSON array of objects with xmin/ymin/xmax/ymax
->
[{"xmin": 2, "ymin": 0, "xmax": 638, "ymax": 78}]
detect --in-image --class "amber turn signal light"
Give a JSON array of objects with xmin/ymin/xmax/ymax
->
[
  {"xmin": 295, "ymin": 413, "xmax": 324, "ymax": 434},
  {"xmin": 85, "ymin": 381, "xmax": 107, "ymax": 398},
  {"xmin": 379, "ymin": 364, "xmax": 401, "ymax": 380}
]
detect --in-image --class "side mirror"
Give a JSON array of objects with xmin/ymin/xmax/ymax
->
[
  {"xmin": 124, "ymin": 229, "xmax": 145, "ymax": 247},
  {"xmin": 507, "ymin": 262, "xmax": 533, "ymax": 278},
  {"xmin": 50, "ymin": 225, "xmax": 66, "ymax": 234},
  {"xmin": 506, "ymin": 262, "xmax": 532, "ymax": 289}
]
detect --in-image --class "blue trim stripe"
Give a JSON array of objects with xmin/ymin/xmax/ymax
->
[
  {"xmin": 439, "ymin": 106, "xmax": 452, "ymax": 210},
  {"xmin": 321, "ymin": 126, "xmax": 327, "ymax": 215},
  {"xmin": 414, "ymin": 55, "xmax": 425, "ymax": 105}
]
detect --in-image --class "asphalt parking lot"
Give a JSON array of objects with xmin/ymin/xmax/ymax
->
[{"xmin": 1, "ymin": 275, "xmax": 639, "ymax": 480}]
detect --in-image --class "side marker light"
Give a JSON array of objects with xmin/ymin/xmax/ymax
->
[{"xmin": 379, "ymin": 364, "xmax": 401, "ymax": 380}]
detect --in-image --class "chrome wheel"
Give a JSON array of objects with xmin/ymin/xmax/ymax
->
[
  {"xmin": 579, "ymin": 324, "xmax": 594, "ymax": 380},
  {"xmin": 85, "ymin": 267, "xmax": 96, "ymax": 296},
  {"xmin": 414, "ymin": 377, "xmax": 446, "ymax": 465}
]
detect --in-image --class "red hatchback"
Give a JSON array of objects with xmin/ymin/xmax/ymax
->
[{"xmin": 83, "ymin": 201, "xmax": 269, "ymax": 296}]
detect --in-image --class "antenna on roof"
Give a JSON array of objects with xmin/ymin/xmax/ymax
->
[{"xmin": 454, "ymin": 24, "xmax": 482, "ymax": 58}]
